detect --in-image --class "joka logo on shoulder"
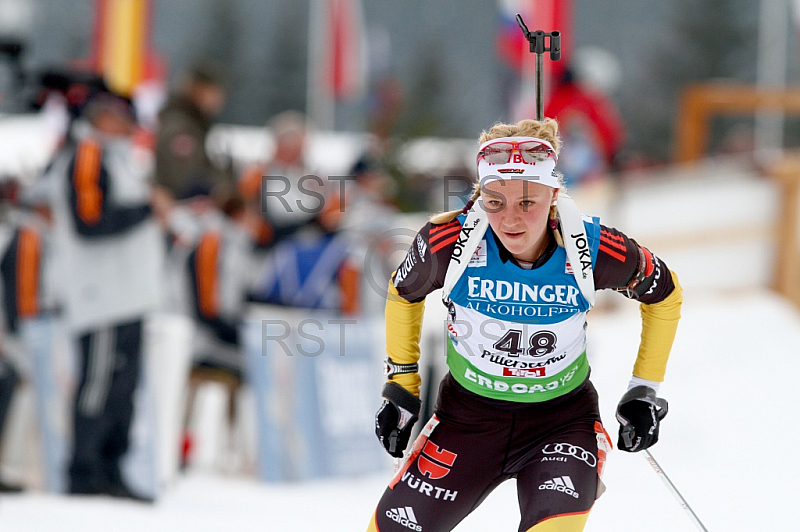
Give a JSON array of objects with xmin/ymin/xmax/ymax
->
[
  {"xmin": 417, "ymin": 440, "xmax": 457, "ymax": 480},
  {"xmin": 386, "ymin": 506, "xmax": 422, "ymax": 531}
]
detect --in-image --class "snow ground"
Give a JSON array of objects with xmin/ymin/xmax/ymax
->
[{"xmin": 2, "ymin": 288, "xmax": 797, "ymax": 531}]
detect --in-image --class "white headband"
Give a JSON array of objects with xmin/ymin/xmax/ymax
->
[{"xmin": 477, "ymin": 136, "xmax": 560, "ymax": 189}]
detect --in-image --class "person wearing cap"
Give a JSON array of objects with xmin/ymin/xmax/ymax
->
[
  {"xmin": 368, "ymin": 118, "xmax": 682, "ymax": 531},
  {"xmin": 155, "ymin": 60, "xmax": 230, "ymax": 200},
  {"xmin": 40, "ymin": 88, "xmax": 166, "ymax": 502}
]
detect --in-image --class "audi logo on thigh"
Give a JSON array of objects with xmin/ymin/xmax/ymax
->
[{"xmin": 542, "ymin": 443, "xmax": 597, "ymax": 467}]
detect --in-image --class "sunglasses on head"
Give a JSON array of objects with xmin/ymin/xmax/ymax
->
[{"xmin": 477, "ymin": 139, "xmax": 556, "ymax": 165}]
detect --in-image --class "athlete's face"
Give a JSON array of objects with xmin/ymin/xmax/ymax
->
[{"xmin": 482, "ymin": 180, "xmax": 557, "ymax": 263}]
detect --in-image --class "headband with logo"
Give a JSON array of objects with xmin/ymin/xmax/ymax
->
[
  {"xmin": 476, "ymin": 136, "xmax": 559, "ymax": 189},
  {"xmin": 442, "ymin": 135, "xmax": 594, "ymax": 307}
]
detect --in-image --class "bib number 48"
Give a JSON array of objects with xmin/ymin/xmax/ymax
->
[{"xmin": 492, "ymin": 329, "xmax": 557, "ymax": 358}]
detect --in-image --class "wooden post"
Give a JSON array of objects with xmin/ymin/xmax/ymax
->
[
  {"xmin": 769, "ymin": 153, "xmax": 800, "ymax": 308},
  {"xmin": 675, "ymin": 84, "xmax": 800, "ymax": 164},
  {"xmin": 675, "ymin": 86, "xmax": 711, "ymax": 163}
]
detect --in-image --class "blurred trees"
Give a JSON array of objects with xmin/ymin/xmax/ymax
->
[
  {"xmin": 620, "ymin": 0, "xmax": 758, "ymax": 163},
  {"xmin": 391, "ymin": 36, "xmax": 457, "ymax": 140},
  {"xmin": 4, "ymin": 0, "xmax": 798, "ymax": 166},
  {"xmin": 263, "ymin": 0, "xmax": 308, "ymax": 121}
]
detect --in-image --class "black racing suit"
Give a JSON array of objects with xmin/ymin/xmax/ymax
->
[{"xmin": 371, "ymin": 221, "xmax": 676, "ymax": 531}]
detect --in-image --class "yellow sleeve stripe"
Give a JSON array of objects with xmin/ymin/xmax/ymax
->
[
  {"xmin": 385, "ymin": 278, "xmax": 425, "ymax": 397},
  {"xmin": 633, "ymin": 270, "xmax": 683, "ymax": 382}
]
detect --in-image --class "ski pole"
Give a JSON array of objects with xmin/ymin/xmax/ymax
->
[{"xmin": 643, "ymin": 449, "xmax": 709, "ymax": 532}]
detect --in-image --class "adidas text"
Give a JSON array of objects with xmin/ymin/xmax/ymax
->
[
  {"xmin": 386, "ymin": 507, "xmax": 423, "ymax": 531},
  {"xmin": 539, "ymin": 476, "xmax": 579, "ymax": 498}
]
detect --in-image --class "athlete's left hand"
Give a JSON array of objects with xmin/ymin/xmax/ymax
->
[{"xmin": 615, "ymin": 386, "xmax": 668, "ymax": 452}]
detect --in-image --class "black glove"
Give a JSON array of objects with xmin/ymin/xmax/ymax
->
[
  {"xmin": 615, "ymin": 385, "xmax": 668, "ymax": 453},
  {"xmin": 375, "ymin": 382, "xmax": 421, "ymax": 458}
]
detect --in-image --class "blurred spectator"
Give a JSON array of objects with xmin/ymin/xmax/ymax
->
[
  {"xmin": 155, "ymin": 60, "xmax": 231, "ymax": 200},
  {"xmin": 238, "ymin": 110, "xmax": 339, "ymax": 248},
  {"xmin": 545, "ymin": 61, "xmax": 626, "ymax": 187},
  {"xmin": 0, "ymin": 188, "xmax": 53, "ymax": 492},
  {"xmin": 337, "ymin": 155, "xmax": 398, "ymax": 240},
  {"xmin": 174, "ymin": 190, "xmax": 259, "ymax": 469},
  {"xmin": 0, "ymin": 353, "xmax": 19, "ymax": 492},
  {"xmin": 245, "ymin": 148, "xmax": 404, "ymax": 314},
  {"xmin": 40, "ymin": 86, "xmax": 166, "ymax": 502},
  {"xmin": 249, "ymin": 229, "xmax": 360, "ymax": 314},
  {"xmin": 338, "ymin": 155, "xmax": 401, "ymax": 317}
]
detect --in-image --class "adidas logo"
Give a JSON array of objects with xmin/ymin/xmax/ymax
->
[
  {"xmin": 539, "ymin": 476, "xmax": 580, "ymax": 498},
  {"xmin": 386, "ymin": 506, "xmax": 423, "ymax": 531}
]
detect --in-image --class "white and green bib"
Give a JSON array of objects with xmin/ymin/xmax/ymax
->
[{"xmin": 445, "ymin": 215, "xmax": 601, "ymax": 402}]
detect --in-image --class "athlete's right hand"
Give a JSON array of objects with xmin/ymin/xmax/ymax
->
[{"xmin": 375, "ymin": 382, "xmax": 421, "ymax": 458}]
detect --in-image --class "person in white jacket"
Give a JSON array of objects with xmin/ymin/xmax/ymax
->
[{"xmin": 42, "ymin": 87, "xmax": 168, "ymax": 501}]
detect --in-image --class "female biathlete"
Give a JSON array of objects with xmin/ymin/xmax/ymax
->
[{"xmin": 368, "ymin": 118, "xmax": 682, "ymax": 532}]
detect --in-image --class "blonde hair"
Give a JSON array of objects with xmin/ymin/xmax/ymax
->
[{"xmin": 430, "ymin": 118, "xmax": 565, "ymax": 246}]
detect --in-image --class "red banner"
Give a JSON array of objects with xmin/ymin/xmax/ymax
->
[
  {"xmin": 496, "ymin": 0, "xmax": 570, "ymax": 83},
  {"xmin": 324, "ymin": 0, "xmax": 367, "ymax": 100}
]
